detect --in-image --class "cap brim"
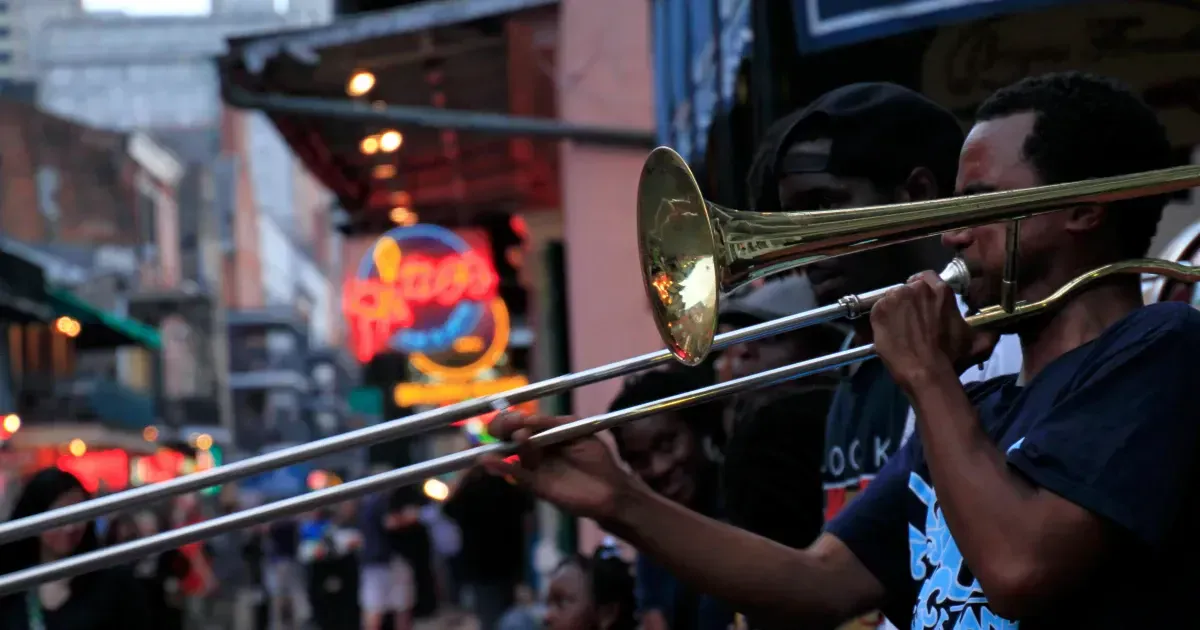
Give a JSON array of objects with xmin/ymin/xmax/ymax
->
[{"xmin": 718, "ymin": 304, "xmax": 776, "ymax": 328}]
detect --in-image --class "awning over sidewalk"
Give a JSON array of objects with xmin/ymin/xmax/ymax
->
[
  {"xmin": 48, "ymin": 288, "xmax": 161, "ymax": 350},
  {"xmin": 218, "ymin": 0, "xmax": 602, "ymax": 234},
  {"xmin": 652, "ymin": 0, "xmax": 753, "ymax": 166},
  {"xmin": 789, "ymin": 0, "xmax": 1091, "ymax": 53},
  {"xmin": 0, "ymin": 244, "xmax": 53, "ymax": 324}
]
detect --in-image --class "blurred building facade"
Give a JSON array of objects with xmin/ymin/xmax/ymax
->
[
  {"xmin": 0, "ymin": 102, "xmax": 216, "ymax": 508},
  {"xmin": 17, "ymin": 0, "xmax": 356, "ymax": 464},
  {"xmin": 213, "ymin": 0, "xmax": 656, "ymax": 582}
]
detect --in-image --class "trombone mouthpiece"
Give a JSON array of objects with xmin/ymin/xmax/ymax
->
[{"xmin": 940, "ymin": 258, "xmax": 971, "ymax": 295}]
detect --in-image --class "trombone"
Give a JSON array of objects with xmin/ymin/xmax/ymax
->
[{"xmin": 0, "ymin": 147, "xmax": 1198, "ymax": 595}]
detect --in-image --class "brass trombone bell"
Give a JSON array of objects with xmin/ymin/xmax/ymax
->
[{"xmin": 637, "ymin": 146, "xmax": 1200, "ymax": 365}]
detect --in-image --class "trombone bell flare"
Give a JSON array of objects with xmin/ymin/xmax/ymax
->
[{"xmin": 637, "ymin": 147, "xmax": 722, "ymax": 366}]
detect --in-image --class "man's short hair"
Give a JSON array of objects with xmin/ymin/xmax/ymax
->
[
  {"xmin": 746, "ymin": 83, "xmax": 965, "ymax": 212},
  {"xmin": 975, "ymin": 72, "xmax": 1173, "ymax": 258}
]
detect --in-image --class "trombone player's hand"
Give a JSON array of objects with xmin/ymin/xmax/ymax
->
[
  {"xmin": 480, "ymin": 412, "xmax": 633, "ymax": 523},
  {"xmin": 871, "ymin": 270, "xmax": 1000, "ymax": 393}
]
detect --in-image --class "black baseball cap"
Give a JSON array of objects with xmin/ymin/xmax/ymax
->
[
  {"xmin": 751, "ymin": 83, "xmax": 965, "ymax": 212},
  {"xmin": 719, "ymin": 274, "xmax": 851, "ymax": 337}
]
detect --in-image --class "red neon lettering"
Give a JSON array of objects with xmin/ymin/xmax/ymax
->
[{"xmin": 342, "ymin": 249, "xmax": 499, "ymax": 363}]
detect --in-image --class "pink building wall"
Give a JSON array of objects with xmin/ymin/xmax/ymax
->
[{"xmin": 558, "ymin": 0, "xmax": 657, "ymax": 551}]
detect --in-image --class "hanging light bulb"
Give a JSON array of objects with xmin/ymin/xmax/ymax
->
[
  {"xmin": 379, "ymin": 130, "xmax": 403, "ymax": 153},
  {"xmin": 346, "ymin": 71, "xmax": 375, "ymax": 97},
  {"xmin": 389, "ymin": 206, "xmax": 417, "ymax": 226}
]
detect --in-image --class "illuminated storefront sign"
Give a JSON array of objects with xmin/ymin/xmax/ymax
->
[
  {"xmin": 344, "ymin": 224, "xmax": 501, "ymax": 362},
  {"xmin": 393, "ymin": 374, "xmax": 530, "ymax": 408}
]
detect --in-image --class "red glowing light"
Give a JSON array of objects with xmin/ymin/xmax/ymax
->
[
  {"xmin": 344, "ymin": 249, "xmax": 499, "ymax": 363},
  {"xmin": 58, "ymin": 449, "xmax": 130, "ymax": 493},
  {"xmin": 509, "ymin": 215, "xmax": 528, "ymax": 240}
]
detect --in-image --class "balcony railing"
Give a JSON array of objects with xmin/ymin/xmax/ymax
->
[
  {"xmin": 229, "ymin": 346, "xmax": 305, "ymax": 373},
  {"xmin": 16, "ymin": 375, "xmax": 155, "ymax": 432},
  {"xmin": 227, "ymin": 346, "xmax": 309, "ymax": 391}
]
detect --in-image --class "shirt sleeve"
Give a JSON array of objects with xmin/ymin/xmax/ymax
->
[
  {"xmin": 1006, "ymin": 309, "xmax": 1200, "ymax": 546},
  {"xmin": 825, "ymin": 437, "xmax": 917, "ymax": 607}
]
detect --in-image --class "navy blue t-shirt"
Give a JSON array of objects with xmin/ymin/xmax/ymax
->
[{"xmin": 828, "ymin": 302, "xmax": 1200, "ymax": 628}]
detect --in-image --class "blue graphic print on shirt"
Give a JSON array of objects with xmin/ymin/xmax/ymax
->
[{"xmin": 908, "ymin": 473, "xmax": 1017, "ymax": 629}]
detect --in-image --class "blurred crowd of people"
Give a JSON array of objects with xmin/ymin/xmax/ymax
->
[{"xmin": 0, "ymin": 462, "xmax": 551, "ymax": 630}]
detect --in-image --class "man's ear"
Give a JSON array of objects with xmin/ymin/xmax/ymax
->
[
  {"xmin": 894, "ymin": 166, "xmax": 940, "ymax": 203},
  {"xmin": 1064, "ymin": 203, "xmax": 1105, "ymax": 235}
]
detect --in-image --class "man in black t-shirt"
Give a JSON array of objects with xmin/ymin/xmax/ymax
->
[
  {"xmin": 736, "ymin": 83, "xmax": 969, "ymax": 630},
  {"xmin": 485, "ymin": 73, "xmax": 1200, "ymax": 627}
]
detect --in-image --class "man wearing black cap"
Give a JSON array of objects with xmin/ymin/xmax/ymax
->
[
  {"xmin": 746, "ymin": 80, "xmax": 1021, "ymax": 551},
  {"xmin": 731, "ymin": 83, "xmax": 1015, "ymax": 629}
]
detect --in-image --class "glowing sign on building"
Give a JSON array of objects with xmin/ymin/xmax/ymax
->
[
  {"xmin": 408, "ymin": 296, "xmax": 512, "ymax": 382},
  {"xmin": 344, "ymin": 225, "xmax": 501, "ymax": 363}
]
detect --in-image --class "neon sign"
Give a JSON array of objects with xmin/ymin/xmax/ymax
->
[
  {"xmin": 394, "ymin": 375, "xmax": 530, "ymax": 408},
  {"xmin": 409, "ymin": 296, "xmax": 511, "ymax": 382},
  {"xmin": 344, "ymin": 225, "xmax": 501, "ymax": 362}
]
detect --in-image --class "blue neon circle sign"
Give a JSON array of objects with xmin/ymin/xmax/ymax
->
[{"xmin": 346, "ymin": 224, "xmax": 500, "ymax": 357}]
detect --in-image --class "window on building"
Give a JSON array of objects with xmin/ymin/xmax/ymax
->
[
  {"xmin": 0, "ymin": 27, "xmax": 12, "ymax": 38},
  {"xmin": 0, "ymin": 2, "xmax": 9, "ymax": 13},
  {"xmin": 136, "ymin": 187, "xmax": 158, "ymax": 261}
]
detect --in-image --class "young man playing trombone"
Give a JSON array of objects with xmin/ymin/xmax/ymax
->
[
  {"xmin": 726, "ymin": 82, "xmax": 1021, "ymax": 630},
  {"xmin": 482, "ymin": 72, "xmax": 1200, "ymax": 627}
]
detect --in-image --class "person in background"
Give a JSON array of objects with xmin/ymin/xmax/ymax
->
[
  {"xmin": 301, "ymin": 508, "xmax": 360, "ymax": 630},
  {"xmin": 173, "ymin": 493, "xmax": 218, "ymax": 630},
  {"xmin": 542, "ymin": 540, "xmax": 637, "ymax": 630},
  {"xmin": 442, "ymin": 465, "xmax": 534, "ymax": 630},
  {"xmin": 209, "ymin": 492, "xmax": 256, "ymax": 630},
  {"xmin": 387, "ymin": 486, "xmax": 438, "ymax": 624},
  {"xmin": 264, "ymin": 516, "xmax": 311, "ymax": 630},
  {"xmin": 133, "ymin": 511, "xmax": 188, "ymax": 630},
  {"xmin": 418, "ymin": 497, "xmax": 461, "ymax": 607},
  {"xmin": 358, "ymin": 483, "xmax": 416, "ymax": 630},
  {"xmin": 0, "ymin": 468, "xmax": 151, "ymax": 630},
  {"xmin": 716, "ymin": 273, "xmax": 846, "ymax": 552},
  {"xmin": 743, "ymin": 83, "xmax": 1024, "ymax": 629},
  {"xmin": 103, "ymin": 513, "xmax": 139, "ymax": 546},
  {"xmin": 604, "ymin": 370, "xmax": 734, "ymax": 630}
]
